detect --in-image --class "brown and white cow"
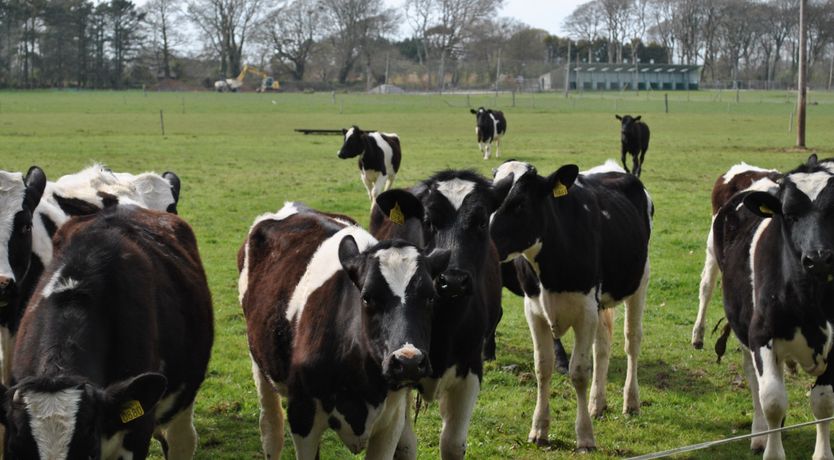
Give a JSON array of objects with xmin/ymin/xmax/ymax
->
[
  {"xmin": 0, "ymin": 204, "xmax": 213, "ymax": 459},
  {"xmin": 0, "ymin": 164, "xmax": 181, "ymax": 386},
  {"xmin": 691, "ymin": 162, "xmax": 781, "ymax": 349},
  {"xmin": 238, "ymin": 202, "xmax": 449, "ymax": 459}
]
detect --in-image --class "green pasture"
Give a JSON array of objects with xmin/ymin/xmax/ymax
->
[{"xmin": 3, "ymin": 89, "xmax": 834, "ymax": 459}]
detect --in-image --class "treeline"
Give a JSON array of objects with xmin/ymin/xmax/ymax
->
[{"xmin": 0, "ymin": 0, "xmax": 826, "ymax": 91}]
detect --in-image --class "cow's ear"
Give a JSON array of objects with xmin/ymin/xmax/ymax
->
[
  {"xmin": 341, "ymin": 128, "xmax": 347, "ymax": 135},
  {"xmin": 104, "ymin": 373, "xmax": 167, "ymax": 427},
  {"xmin": 743, "ymin": 191, "xmax": 782, "ymax": 218},
  {"xmin": 470, "ymin": 109, "xmax": 476, "ymax": 114},
  {"xmin": 807, "ymin": 153, "xmax": 819, "ymax": 166},
  {"xmin": 24, "ymin": 166, "xmax": 46, "ymax": 210},
  {"xmin": 339, "ymin": 235, "xmax": 364, "ymax": 287},
  {"xmin": 376, "ymin": 189, "xmax": 423, "ymax": 224},
  {"xmin": 615, "ymin": 114, "xmax": 622, "ymax": 120},
  {"xmin": 634, "ymin": 115, "xmax": 641, "ymax": 121},
  {"xmin": 544, "ymin": 165, "xmax": 579, "ymax": 198},
  {"xmin": 492, "ymin": 175, "xmax": 514, "ymax": 209},
  {"xmin": 162, "ymin": 171, "xmax": 181, "ymax": 214},
  {"xmin": 425, "ymin": 248, "xmax": 451, "ymax": 278}
]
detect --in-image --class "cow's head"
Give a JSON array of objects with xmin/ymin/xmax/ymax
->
[
  {"xmin": 470, "ymin": 107, "xmax": 489, "ymax": 127},
  {"xmin": 339, "ymin": 236, "xmax": 449, "ymax": 387},
  {"xmin": 0, "ymin": 373, "xmax": 166, "ymax": 459},
  {"xmin": 616, "ymin": 114, "xmax": 641, "ymax": 139},
  {"xmin": 490, "ymin": 160, "xmax": 579, "ymax": 262},
  {"xmin": 337, "ymin": 126, "xmax": 365, "ymax": 159},
  {"xmin": 0, "ymin": 167, "xmax": 46, "ymax": 303},
  {"xmin": 376, "ymin": 170, "xmax": 499, "ymax": 299},
  {"xmin": 744, "ymin": 154, "xmax": 834, "ymax": 280}
]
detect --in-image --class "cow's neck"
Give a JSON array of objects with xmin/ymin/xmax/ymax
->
[{"xmin": 534, "ymin": 195, "xmax": 598, "ymax": 292}]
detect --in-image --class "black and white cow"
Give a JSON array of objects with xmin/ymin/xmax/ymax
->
[
  {"xmin": 0, "ymin": 204, "xmax": 213, "ymax": 459},
  {"xmin": 337, "ymin": 126, "xmax": 402, "ymax": 204},
  {"xmin": 490, "ymin": 160, "xmax": 652, "ymax": 451},
  {"xmin": 470, "ymin": 107, "xmax": 507, "ymax": 160},
  {"xmin": 615, "ymin": 114, "xmax": 650, "ymax": 177},
  {"xmin": 238, "ymin": 203, "xmax": 449, "ymax": 459},
  {"xmin": 691, "ymin": 162, "xmax": 781, "ymax": 349},
  {"xmin": 371, "ymin": 170, "xmax": 503, "ymax": 459},
  {"xmin": 714, "ymin": 154, "xmax": 834, "ymax": 459},
  {"xmin": 0, "ymin": 164, "xmax": 181, "ymax": 386}
]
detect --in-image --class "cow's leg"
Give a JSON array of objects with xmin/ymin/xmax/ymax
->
[
  {"xmin": 373, "ymin": 174, "xmax": 387, "ymax": 200},
  {"xmin": 623, "ymin": 258, "xmax": 648, "ymax": 415},
  {"xmin": 631, "ymin": 154, "xmax": 639, "ymax": 177},
  {"xmin": 394, "ymin": 392, "xmax": 417, "ymax": 460},
  {"xmin": 159, "ymin": 403, "xmax": 197, "ymax": 460},
  {"xmin": 438, "ymin": 373, "xmax": 480, "ymax": 460},
  {"xmin": 495, "ymin": 136, "xmax": 501, "ymax": 158},
  {"xmin": 621, "ymin": 148, "xmax": 630, "ymax": 174},
  {"xmin": 571, "ymin": 296, "xmax": 599, "ymax": 451},
  {"xmin": 483, "ymin": 142, "xmax": 491, "ymax": 160},
  {"xmin": 755, "ymin": 346, "xmax": 787, "ymax": 460},
  {"xmin": 251, "ymin": 358, "xmax": 284, "ymax": 459},
  {"xmin": 384, "ymin": 173, "xmax": 396, "ymax": 192},
  {"xmin": 525, "ymin": 295, "xmax": 554, "ymax": 445},
  {"xmin": 554, "ymin": 338, "xmax": 569, "ymax": 375},
  {"xmin": 0, "ymin": 326, "xmax": 12, "ymax": 385},
  {"xmin": 589, "ymin": 308, "xmax": 614, "ymax": 418},
  {"xmin": 638, "ymin": 148, "xmax": 647, "ymax": 177},
  {"xmin": 742, "ymin": 348, "xmax": 768, "ymax": 453},
  {"xmin": 289, "ymin": 399, "xmax": 326, "ymax": 460},
  {"xmin": 693, "ymin": 224, "xmax": 719, "ymax": 349},
  {"xmin": 361, "ymin": 172, "xmax": 374, "ymax": 202},
  {"xmin": 810, "ymin": 372, "xmax": 834, "ymax": 460},
  {"xmin": 367, "ymin": 391, "xmax": 408, "ymax": 460}
]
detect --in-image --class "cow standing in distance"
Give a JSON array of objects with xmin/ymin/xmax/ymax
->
[
  {"xmin": 337, "ymin": 126, "xmax": 402, "ymax": 205},
  {"xmin": 713, "ymin": 154, "xmax": 834, "ymax": 459},
  {"xmin": 0, "ymin": 205, "xmax": 213, "ymax": 459},
  {"xmin": 691, "ymin": 162, "xmax": 781, "ymax": 349},
  {"xmin": 238, "ymin": 203, "xmax": 449, "ymax": 459},
  {"xmin": 490, "ymin": 160, "xmax": 653, "ymax": 451},
  {"xmin": 470, "ymin": 107, "xmax": 507, "ymax": 160},
  {"xmin": 0, "ymin": 164, "xmax": 181, "ymax": 387},
  {"xmin": 371, "ymin": 170, "xmax": 504, "ymax": 459},
  {"xmin": 616, "ymin": 114, "xmax": 650, "ymax": 177}
]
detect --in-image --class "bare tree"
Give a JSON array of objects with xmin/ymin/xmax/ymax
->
[
  {"xmin": 564, "ymin": 0, "xmax": 604, "ymax": 63},
  {"xmin": 258, "ymin": 0, "xmax": 322, "ymax": 81},
  {"xmin": 647, "ymin": 0, "xmax": 676, "ymax": 64},
  {"xmin": 599, "ymin": 0, "xmax": 631, "ymax": 63},
  {"xmin": 186, "ymin": 0, "xmax": 265, "ymax": 78},
  {"xmin": 143, "ymin": 0, "xmax": 184, "ymax": 79}
]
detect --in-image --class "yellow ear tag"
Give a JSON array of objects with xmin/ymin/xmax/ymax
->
[
  {"xmin": 120, "ymin": 400, "xmax": 144, "ymax": 424},
  {"xmin": 759, "ymin": 205, "xmax": 773, "ymax": 216},
  {"xmin": 389, "ymin": 202, "xmax": 405, "ymax": 225},
  {"xmin": 553, "ymin": 181, "xmax": 568, "ymax": 198}
]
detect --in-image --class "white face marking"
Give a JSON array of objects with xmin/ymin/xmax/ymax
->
[
  {"xmin": 722, "ymin": 162, "xmax": 777, "ymax": 182},
  {"xmin": 493, "ymin": 161, "xmax": 530, "ymax": 186},
  {"xmin": 375, "ymin": 246, "xmax": 420, "ymax": 300},
  {"xmin": 24, "ymin": 389, "xmax": 83, "ymax": 460},
  {"xmin": 745, "ymin": 177, "xmax": 779, "ymax": 193},
  {"xmin": 436, "ymin": 179, "xmax": 476, "ymax": 211},
  {"xmin": 749, "ymin": 219, "xmax": 772, "ymax": 310},
  {"xmin": 393, "ymin": 342, "xmax": 421, "ymax": 360},
  {"xmin": 0, "ymin": 171, "xmax": 26, "ymax": 282},
  {"xmin": 790, "ymin": 171, "xmax": 833, "ymax": 202},
  {"xmin": 286, "ymin": 225, "xmax": 378, "ymax": 322}
]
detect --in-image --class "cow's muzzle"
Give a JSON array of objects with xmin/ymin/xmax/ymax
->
[
  {"xmin": 383, "ymin": 346, "xmax": 431, "ymax": 387},
  {"xmin": 437, "ymin": 269, "xmax": 472, "ymax": 299},
  {"xmin": 0, "ymin": 276, "xmax": 15, "ymax": 302},
  {"xmin": 802, "ymin": 249, "xmax": 834, "ymax": 279}
]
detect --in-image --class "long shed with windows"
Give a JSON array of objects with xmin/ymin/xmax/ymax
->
[{"xmin": 539, "ymin": 63, "xmax": 702, "ymax": 91}]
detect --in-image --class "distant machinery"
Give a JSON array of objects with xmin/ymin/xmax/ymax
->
[{"xmin": 214, "ymin": 65, "xmax": 281, "ymax": 92}]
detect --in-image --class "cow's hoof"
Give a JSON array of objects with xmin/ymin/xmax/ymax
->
[
  {"xmin": 528, "ymin": 432, "xmax": 549, "ymax": 447},
  {"xmin": 692, "ymin": 339, "xmax": 704, "ymax": 350},
  {"xmin": 589, "ymin": 402, "xmax": 607, "ymax": 419},
  {"xmin": 751, "ymin": 446, "xmax": 765, "ymax": 455},
  {"xmin": 623, "ymin": 404, "xmax": 640, "ymax": 416},
  {"xmin": 575, "ymin": 445, "xmax": 596, "ymax": 454}
]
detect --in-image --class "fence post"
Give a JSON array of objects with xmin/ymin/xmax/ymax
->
[
  {"xmin": 736, "ymin": 88, "xmax": 740, "ymax": 104},
  {"xmin": 664, "ymin": 93, "xmax": 669, "ymax": 113},
  {"xmin": 512, "ymin": 90, "xmax": 516, "ymax": 107},
  {"xmin": 466, "ymin": 94, "xmax": 470, "ymax": 107},
  {"xmin": 331, "ymin": 91, "xmax": 336, "ymax": 104},
  {"xmin": 159, "ymin": 110, "xmax": 165, "ymax": 136}
]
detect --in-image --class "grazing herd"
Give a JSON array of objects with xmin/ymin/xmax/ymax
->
[{"xmin": 1, "ymin": 103, "xmax": 832, "ymax": 460}]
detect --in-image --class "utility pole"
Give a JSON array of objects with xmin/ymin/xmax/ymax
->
[
  {"xmin": 564, "ymin": 39, "xmax": 571, "ymax": 98},
  {"xmin": 797, "ymin": 0, "xmax": 808, "ymax": 148}
]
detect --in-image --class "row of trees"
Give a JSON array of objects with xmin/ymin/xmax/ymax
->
[
  {"xmin": 0, "ymin": 0, "xmax": 824, "ymax": 90},
  {"xmin": 565, "ymin": 0, "xmax": 834, "ymax": 87}
]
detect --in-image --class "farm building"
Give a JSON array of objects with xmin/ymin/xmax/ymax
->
[{"xmin": 539, "ymin": 63, "xmax": 702, "ymax": 91}]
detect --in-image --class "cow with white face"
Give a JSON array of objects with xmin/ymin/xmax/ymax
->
[
  {"xmin": 714, "ymin": 154, "xmax": 834, "ymax": 459},
  {"xmin": 469, "ymin": 107, "xmax": 507, "ymax": 160},
  {"xmin": 0, "ymin": 167, "xmax": 46, "ymax": 306},
  {"xmin": 337, "ymin": 126, "xmax": 402, "ymax": 205},
  {"xmin": 490, "ymin": 160, "xmax": 652, "ymax": 452},
  {"xmin": 239, "ymin": 203, "xmax": 449, "ymax": 459}
]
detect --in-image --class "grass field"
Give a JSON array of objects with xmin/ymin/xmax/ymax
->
[{"xmin": 4, "ymin": 88, "xmax": 834, "ymax": 459}]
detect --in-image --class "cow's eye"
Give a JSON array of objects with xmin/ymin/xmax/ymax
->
[
  {"xmin": 20, "ymin": 223, "xmax": 32, "ymax": 234},
  {"xmin": 361, "ymin": 294, "xmax": 373, "ymax": 308},
  {"xmin": 783, "ymin": 213, "xmax": 798, "ymax": 223}
]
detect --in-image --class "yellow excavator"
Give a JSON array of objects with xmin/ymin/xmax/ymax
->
[{"xmin": 214, "ymin": 65, "xmax": 281, "ymax": 92}]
